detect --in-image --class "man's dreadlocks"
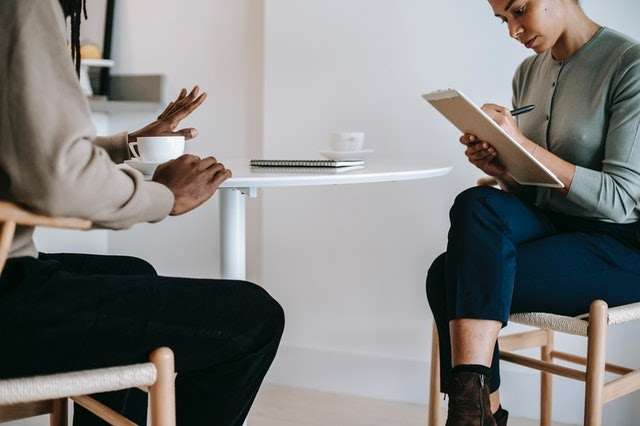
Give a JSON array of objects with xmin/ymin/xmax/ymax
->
[{"xmin": 58, "ymin": 0, "xmax": 88, "ymax": 77}]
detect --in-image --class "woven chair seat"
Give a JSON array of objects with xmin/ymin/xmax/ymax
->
[
  {"xmin": 0, "ymin": 363, "xmax": 157, "ymax": 405},
  {"xmin": 510, "ymin": 301, "xmax": 640, "ymax": 337}
]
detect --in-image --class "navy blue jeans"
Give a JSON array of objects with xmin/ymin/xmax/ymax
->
[
  {"xmin": 426, "ymin": 186, "xmax": 640, "ymax": 393},
  {"xmin": 0, "ymin": 253, "xmax": 284, "ymax": 426}
]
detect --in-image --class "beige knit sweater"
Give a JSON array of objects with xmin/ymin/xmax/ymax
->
[{"xmin": 0, "ymin": 0, "xmax": 175, "ymax": 259}]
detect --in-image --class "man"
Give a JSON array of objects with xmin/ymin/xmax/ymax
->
[{"xmin": 0, "ymin": 1, "xmax": 284, "ymax": 425}]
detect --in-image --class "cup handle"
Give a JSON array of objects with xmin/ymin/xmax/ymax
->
[{"xmin": 128, "ymin": 142, "xmax": 140, "ymax": 159}]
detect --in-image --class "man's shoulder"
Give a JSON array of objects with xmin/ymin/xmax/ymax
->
[{"xmin": 0, "ymin": 0, "xmax": 59, "ymax": 26}]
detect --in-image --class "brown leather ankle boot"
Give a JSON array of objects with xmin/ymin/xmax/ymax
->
[
  {"xmin": 445, "ymin": 371, "xmax": 496, "ymax": 426},
  {"xmin": 493, "ymin": 406, "xmax": 509, "ymax": 426}
]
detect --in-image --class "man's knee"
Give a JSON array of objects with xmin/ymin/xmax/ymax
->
[
  {"xmin": 118, "ymin": 256, "xmax": 157, "ymax": 276},
  {"xmin": 243, "ymin": 282, "xmax": 285, "ymax": 340}
]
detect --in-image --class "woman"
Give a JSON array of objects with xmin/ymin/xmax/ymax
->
[
  {"xmin": 0, "ymin": 1, "xmax": 284, "ymax": 425},
  {"xmin": 426, "ymin": 0, "xmax": 640, "ymax": 425}
]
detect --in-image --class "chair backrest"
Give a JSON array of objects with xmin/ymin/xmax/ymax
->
[{"xmin": 0, "ymin": 201, "xmax": 91, "ymax": 273}]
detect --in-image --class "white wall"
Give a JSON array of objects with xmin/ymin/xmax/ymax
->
[
  {"xmin": 261, "ymin": 1, "xmax": 640, "ymax": 425},
  {"xmin": 105, "ymin": 0, "xmax": 264, "ymax": 280}
]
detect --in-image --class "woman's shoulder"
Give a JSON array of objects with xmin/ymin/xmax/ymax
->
[{"xmin": 598, "ymin": 28, "xmax": 640, "ymax": 64}]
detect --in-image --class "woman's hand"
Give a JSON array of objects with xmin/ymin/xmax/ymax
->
[
  {"xmin": 128, "ymin": 86, "xmax": 208, "ymax": 142},
  {"xmin": 481, "ymin": 103, "xmax": 529, "ymax": 147},
  {"xmin": 460, "ymin": 133, "xmax": 506, "ymax": 177}
]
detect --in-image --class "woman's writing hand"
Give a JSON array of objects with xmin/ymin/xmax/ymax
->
[
  {"xmin": 481, "ymin": 103, "xmax": 526, "ymax": 144},
  {"xmin": 460, "ymin": 133, "xmax": 506, "ymax": 177}
]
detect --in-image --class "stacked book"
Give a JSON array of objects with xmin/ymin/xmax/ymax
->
[{"xmin": 250, "ymin": 159, "xmax": 364, "ymax": 168}]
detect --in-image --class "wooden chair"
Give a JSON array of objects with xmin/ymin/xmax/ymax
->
[
  {"xmin": 0, "ymin": 201, "xmax": 176, "ymax": 426},
  {"xmin": 427, "ymin": 178, "xmax": 640, "ymax": 426}
]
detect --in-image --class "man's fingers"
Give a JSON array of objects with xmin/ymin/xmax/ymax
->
[
  {"xmin": 197, "ymin": 156, "xmax": 219, "ymax": 170},
  {"xmin": 210, "ymin": 168, "xmax": 231, "ymax": 187},
  {"xmin": 171, "ymin": 93, "xmax": 207, "ymax": 124},
  {"xmin": 187, "ymin": 85, "xmax": 200, "ymax": 100},
  {"xmin": 162, "ymin": 88, "xmax": 188, "ymax": 118},
  {"xmin": 174, "ymin": 128, "xmax": 198, "ymax": 140},
  {"xmin": 158, "ymin": 101, "xmax": 175, "ymax": 120}
]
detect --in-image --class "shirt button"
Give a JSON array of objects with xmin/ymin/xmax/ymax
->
[
  {"xmin": 552, "ymin": 81, "xmax": 556, "ymax": 87},
  {"xmin": 546, "ymin": 114, "xmax": 550, "ymax": 121}
]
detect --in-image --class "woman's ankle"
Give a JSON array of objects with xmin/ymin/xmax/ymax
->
[{"xmin": 489, "ymin": 389, "xmax": 501, "ymax": 414}]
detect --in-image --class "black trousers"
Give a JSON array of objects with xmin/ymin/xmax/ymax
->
[
  {"xmin": 426, "ymin": 187, "xmax": 640, "ymax": 393},
  {"xmin": 0, "ymin": 252, "xmax": 285, "ymax": 426}
]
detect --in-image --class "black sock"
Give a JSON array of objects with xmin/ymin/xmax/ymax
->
[
  {"xmin": 493, "ymin": 405, "xmax": 509, "ymax": 420},
  {"xmin": 450, "ymin": 364, "xmax": 492, "ymax": 379}
]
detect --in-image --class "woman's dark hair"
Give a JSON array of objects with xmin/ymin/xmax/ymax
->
[{"xmin": 58, "ymin": 0, "xmax": 87, "ymax": 77}]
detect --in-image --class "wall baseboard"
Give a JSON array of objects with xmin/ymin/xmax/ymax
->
[{"xmin": 265, "ymin": 344, "xmax": 638, "ymax": 425}]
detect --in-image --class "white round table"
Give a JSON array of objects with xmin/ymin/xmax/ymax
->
[{"xmin": 217, "ymin": 159, "xmax": 452, "ymax": 280}]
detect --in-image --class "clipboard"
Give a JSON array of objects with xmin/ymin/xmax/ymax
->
[{"xmin": 423, "ymin": 89, "xmax": 563, "ymax": 188}]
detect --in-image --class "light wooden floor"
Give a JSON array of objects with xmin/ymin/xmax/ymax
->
[{"xmin": 248, "ymin": 384, "xmax": 575, "ymax": 426}]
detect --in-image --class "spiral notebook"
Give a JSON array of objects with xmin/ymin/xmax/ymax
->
[{"xmin": 250, "ymin": 159, "xmax": 365, "ymax": 168}]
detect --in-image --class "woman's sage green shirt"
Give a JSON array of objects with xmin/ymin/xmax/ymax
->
[{"xmin": 513, "ymin": 27, "xmax": 640, "ymax": 223}]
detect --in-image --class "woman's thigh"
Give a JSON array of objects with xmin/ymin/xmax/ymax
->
[
  {"xmin": 512, "ymin": 232, "xmax": 640, "ymax": 316},
  {"xmin": 0, "ymin": 258, "xmax": 284, "ymax": 379}
]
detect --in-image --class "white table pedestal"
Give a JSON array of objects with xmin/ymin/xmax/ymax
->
[
  {"xmin": 220, "ymin": 189, "xmax": 247, "ymax": 280},
  {"xmin": 215, "ymin": 160, "xmax": 451, "ymax": 426}
]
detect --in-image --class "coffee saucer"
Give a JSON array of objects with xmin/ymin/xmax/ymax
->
[
  {"xmin": 124, "ymin": 159, "xmax": 161, "ymax": 175},
  {"xmin": 320, "ymin": 149, "xmax": 374, "ymax": 161}
]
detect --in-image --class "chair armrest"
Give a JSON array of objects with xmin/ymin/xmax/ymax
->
[{"xmin": 0, "ymin": 201, "xmax": 91, "ymax": 230}]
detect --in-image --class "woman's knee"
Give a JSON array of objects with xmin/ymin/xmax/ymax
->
[
  {"xmin": 426, "ymin": 253, "xmax": 447, "ymax": 305},
  {"xmin": 450, "ymin": 186, "xmax": 501, "ymax": 220}
]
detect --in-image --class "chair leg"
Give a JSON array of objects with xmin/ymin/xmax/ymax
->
[
  {"xmin": 428, "ymin": 323, "xmax": 442, "ymax": 426},
  {"xmin": 149, "ymin": 347, "xmax": 176, "ymax": 426},
  {"xmin": 584, "ymin": 300, "xmax": 608, "ymax": 426},
  {"xmin": 540, "ymin": 330, "xmax": 554, "ymax": 426},
  {"xmin": 50, "ymin": 399, "xmax": 68, "ymax": 426}
]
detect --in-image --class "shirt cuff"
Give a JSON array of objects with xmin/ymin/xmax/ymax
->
[
  {"xmin": 566, "ymin": 165, "xmax": 602, "ymax": 211},
  {"xmin": 143, "ymin": 181, "xmax": 175, "ymax": 223},
  {"xmin": 93, "ymin": 131, "xmax": 131, "ymax": 164}
]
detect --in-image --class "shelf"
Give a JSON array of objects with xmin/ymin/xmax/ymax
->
[{"xmin": 89, "ymin": 99, "xmax": 162, "ymax": 114}]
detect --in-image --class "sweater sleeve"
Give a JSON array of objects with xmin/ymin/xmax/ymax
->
[
  {"xmin": 566, "ymin": 45, "xmax": 640, "ymax": 223},
  {"xmin": 93, "ymin": 132, "xmax": 131, "ymax": 164},
  {"xmin": 0, "ymin": 0, "xmax": 174, "ymax": 229}
]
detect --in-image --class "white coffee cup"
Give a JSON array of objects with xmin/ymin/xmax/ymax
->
[
  {"xmin": 330, "ymin": 132, "xmax": 365, "ymax": 152},
  {"xmin": 128, "ymin": 136, "xmax": 185, "ymax": 163}
]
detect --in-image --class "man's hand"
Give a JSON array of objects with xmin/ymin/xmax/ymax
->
[
  {"xmin": 128, "ymin": 86, "xmax": 207, "ymax": 143},
  {"xmin": 152, "ymin": 154, "xmax": 231, "ymax": 216}
]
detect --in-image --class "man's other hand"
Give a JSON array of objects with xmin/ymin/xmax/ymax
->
[{"xmin": 152, "ymin": 154, "xmax": 231, "ymax": 216}]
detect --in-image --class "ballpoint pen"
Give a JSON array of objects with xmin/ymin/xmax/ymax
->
[{"xmin": 510, "ymin": 105, "xmax": 535, "ymax": 116}]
